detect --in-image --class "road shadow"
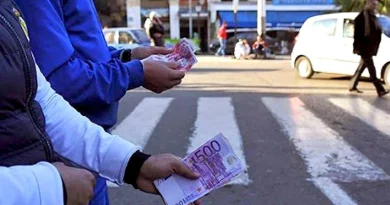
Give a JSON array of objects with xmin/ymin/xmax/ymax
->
[{"xmin": 190, "ymin": 68, "xmax": 281, "ymax": 73}]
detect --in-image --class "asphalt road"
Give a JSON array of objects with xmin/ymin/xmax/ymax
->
[{"xmin": 108, "ymin": 56, "xmax": 390, "ymax": 205}]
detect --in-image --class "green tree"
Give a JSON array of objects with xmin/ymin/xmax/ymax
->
[{"xmin": 335, "ymin": 0, "xmax": 390, "ymax": 13}]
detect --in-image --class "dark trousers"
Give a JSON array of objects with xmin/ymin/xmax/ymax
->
[
  {"xmin": 254, "ymin": 46, "xmax": 264, "ymax": 59},
  {"xmin": 349, "ymin": 56, "xmax": 385, "ymax": 93}
]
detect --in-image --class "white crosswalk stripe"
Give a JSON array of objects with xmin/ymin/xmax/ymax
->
[
  {"xmin": 189, "ymin": 97, "xmax": 251, "ymax": 185},
  {"xmin": 109, "ymin": 95, "xmax": 390, "ymax": 204},
  {"xmin": 329, "ymin": 98, "xmax": 390, "ymax": 138},
  {"xmin": 312, "ymin": 178, "xmax": 357, "ymax": 205},
  {"xmin": 111, "ymin": 97, "xmax": 173, "ymax": 148},
  {"xmin": 261, "ymin": 97, "xmax": 389, "ymax": 205},
  {"xmin": 107, "ymin": 97, "xmax": 172, "ymax": 187}
]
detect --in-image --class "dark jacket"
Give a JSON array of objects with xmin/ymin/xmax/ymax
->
[
  {"xmin": 0, "ymin": 0, "xmax": 55, "ymax": 166},
  {"xmin": 149, "ymin": 22, "xmax": 165, "ymax": 46},
  {"xmin": 353, "ymin": 9, "xmax": 382, "ymax": 57}
]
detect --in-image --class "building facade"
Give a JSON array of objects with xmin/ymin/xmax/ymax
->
[{"xmin": 100, "ymin": 0, "xmax": 340, "ymax": 51}]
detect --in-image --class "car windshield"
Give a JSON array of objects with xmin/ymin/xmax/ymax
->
[
  {"xmin": 379, "ymin": 16, "xmax": 390, "ymax": 38},
  {"xmin": 131, "ymin": 30, "xmax": 150, "ymax": 43}
]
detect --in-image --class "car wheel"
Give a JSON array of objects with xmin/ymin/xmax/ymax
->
[
  {"xmin": 295, "ymin": 56, "xmax": 314, "ymax": 79},
  {"xmin": 383, "ymin": 63, "xmax": 390, "ymax": 86}
]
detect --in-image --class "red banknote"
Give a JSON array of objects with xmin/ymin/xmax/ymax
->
[{"xmin": 147, "ymin": 38, "xmax": 199, "ymax": 71}]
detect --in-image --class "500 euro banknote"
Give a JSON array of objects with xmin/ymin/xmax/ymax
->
[
  {"xmin": 147, "ymin": 38, "xmax": 199, "ymax": 72},
  {"xmin": 153, "ymin": 133, "xmax": 245, "ymax": 205}
]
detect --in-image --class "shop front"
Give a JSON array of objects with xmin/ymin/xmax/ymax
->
[{"xmin": 213, "ymin": 0, "xmax": 339, "ymax": 30}]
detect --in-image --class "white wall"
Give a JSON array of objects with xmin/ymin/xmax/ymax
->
[
  {"xmin": 169, "ymin": 0, "xmax": 181, "ymax": 39},
  {"xmin": 127, "ymin": 0, "xmax": 141, "ymax": 28}
]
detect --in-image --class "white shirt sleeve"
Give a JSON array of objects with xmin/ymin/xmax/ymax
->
[
  {"xmin": 34, "ymin": 64, "xmax": 140, "ymax": 184},
  {"xmin": 0, "ymin": 162, "xmax": 63, "ymax": 205}
]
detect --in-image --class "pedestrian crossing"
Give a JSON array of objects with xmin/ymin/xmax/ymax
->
[
  {"xmin": 111, "ymin": 98, "xmax": 173, "ymax": 148},
  {"xmin": 191, "ymin": 97, "xmax": 250, "ymax": 185},
  {"xmin": 329, "ymin": 98, "xmax": 390, "ymax": 138},
  {"xmin": 109, "ymin": 96, "xmax": 390, "ymax": 205},
  {"xmin": 262, "ymin": 97, "xmax": 389, "ymax": 205}
]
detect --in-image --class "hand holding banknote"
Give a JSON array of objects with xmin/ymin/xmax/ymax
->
[
  {"xmin": 136, "ymin": 154, "xmax": 202, "ymax": 205},
  {"xmin": 154, "ymin": 134, "xmax": 245, "ymax": 205},
  {"xmin": 140, "ymin": 38, "xmax": 199, "ymax": 93},
  {"xmin": 141, "ymin": 59, "xmax": 185, "ymax": 93},
  {"xmin": 146, "ymin": 38, "xmax": 199, "ymax": 72}
]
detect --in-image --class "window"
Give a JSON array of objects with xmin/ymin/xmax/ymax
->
[
  {"xmin": 379, "ymin": 16, "xmax": 390, "ymax": 38},
  {"xmin": 343, "ymin": 19, "xmax": 354, "ymax": 38},
  {"xmin": 132, "ymin": 30, "xmax": 150, "ymax": 43},
  {"xmin": 312, "ymin": 19, "xmax": 337, "ymax": 37},
  {"xmin": 104, "ymin": 31, "xmax": 115, "ymax": 44},
  {"xmin": 118, "ymin": 32, "xmax": 134, "ymax": 44}
]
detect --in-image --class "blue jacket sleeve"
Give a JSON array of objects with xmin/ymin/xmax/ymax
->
[
  {"xmin": 109, "ymin": 46, "xmax": 124, "ymax": 59},
  {"xmin": 15, "ymin": 0, "xmax": 144, "ymax": 107},
  {"xmin": 47, "ymin": 58, "xmax": 144, "ymax": 106}
]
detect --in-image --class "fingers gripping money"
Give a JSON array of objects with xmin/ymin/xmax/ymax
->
[
  {"xmin": 144, "ymin": 38, "xmax": 199, "ymax": 72},
  {"xmin": 154, "ymin": 134, "xmax": 245, "ymax": 205}
]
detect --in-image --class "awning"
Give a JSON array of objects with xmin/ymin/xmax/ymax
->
[
  {"xmin": 218, "ymin": 10, "xmax": 323, "ymax": 29},
  {"xmin": 218, "ymin": 11, "xmax": 257, "ymax": 29}
]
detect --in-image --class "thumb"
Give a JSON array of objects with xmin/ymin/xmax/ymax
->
[{"xmin": 173, "ymin": 161, "xmax": 200, "ymax": 180}]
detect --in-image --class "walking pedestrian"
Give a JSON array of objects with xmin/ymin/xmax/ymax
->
[
  {"xmin": 349, "ymin": 0, "xmax": 389, "ymax": 97},
  {"xmin": 216, "ymin": 21, "xmax": 228, "ymax": 56}
]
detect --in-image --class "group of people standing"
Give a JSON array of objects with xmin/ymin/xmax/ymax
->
[{"xmin": 0, "ymin": 1, "xmax": 200, "ymax": 205}]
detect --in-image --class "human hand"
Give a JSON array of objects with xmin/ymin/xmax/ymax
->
[
  {"xmin": 136, "ymin": 154, "xmax": 201, "ymax": 205},
  {"xmin": 53, "ymin": 162, "xmax": 96, "ymax": 205},
  {"xmin": 141, "ymin": 59, "xmax": 185, "ymax": 93},
  {"xmin": 132, "ymin": 46, "xmax": 173, "ymax": 60}
]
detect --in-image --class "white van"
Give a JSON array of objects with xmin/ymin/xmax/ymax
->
[{"xmin": 291, "ymin": 12, "xmax": 390, "ymax": 85}]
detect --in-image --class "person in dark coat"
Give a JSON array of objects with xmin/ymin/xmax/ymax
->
[
  {"xmin": 148, "ymin": 11, "xmax": 165, "ymax": 47},
  {"xmin": 349, "ymin": 0, "xmax": 389, "ymax": 97}
]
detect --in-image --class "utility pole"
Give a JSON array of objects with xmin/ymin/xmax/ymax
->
[
  {"xmin": 257, "ymin": 0, "xmax": 266, "ymax": 37},
  {"xmin": 196, "ymin": 1, "xmax": 201, "ymax": 38},
  {"xmin": 233, "ymin": 0, "xmax": 239, "ymax": 43},
  {"xmin": 189, "ymin": 0, "xmax": 193, "ymax": 39}
]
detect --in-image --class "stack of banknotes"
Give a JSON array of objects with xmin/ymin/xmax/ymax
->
[
  {"xmin": 147, "ymin": 38, "xmax": 199, "ymax": 71},
  {"xmin": 153, "ymin": 133, "xmax": 245, "ymax": 205}
]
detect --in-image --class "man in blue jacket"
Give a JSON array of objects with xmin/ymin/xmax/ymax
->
[{"xmin": 14, "ymin": 0, "xmax": 186, "ymax": 204}]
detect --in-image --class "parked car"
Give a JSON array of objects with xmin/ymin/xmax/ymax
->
[
  {"xmin": 103, "ymin": 27, "xmax": 151, "ymax": 49},
  {"xmin": 291, "ymin": 12, "xmax": 390, "ymax": 85},
  {"xmin": 209, "ymin": 28, "xmax": 298, "ymax": 55}
]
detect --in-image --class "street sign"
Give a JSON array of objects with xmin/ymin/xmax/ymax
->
[
  {"xmin": 233, "ymin": 0, "xmax": 239, "ymax": 13},
  {"xmin": 195, "ymin": 4, "xmax": 202, "ymax": 13}
]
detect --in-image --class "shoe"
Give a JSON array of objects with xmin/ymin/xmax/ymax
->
[
  {"xmin": 378, "ymin": 90, "xmax": 389, "ymax": 97},
  {"xmin": 349, "ymin": 88, "xmax": 364, "ymax": 93}
]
